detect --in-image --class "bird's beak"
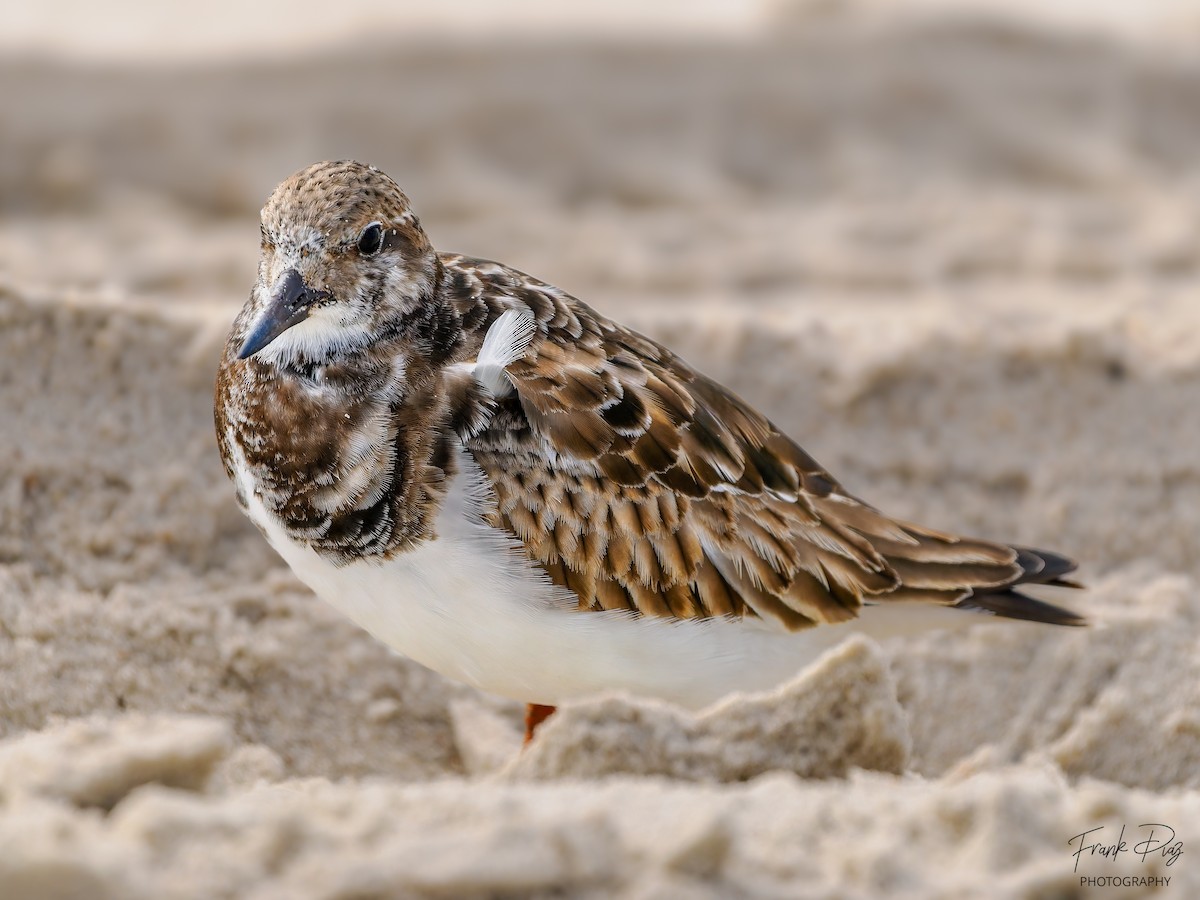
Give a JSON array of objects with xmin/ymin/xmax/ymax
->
[{"xmin": 238, "ymin": 269, "xmax": 320, "ymax": 359}]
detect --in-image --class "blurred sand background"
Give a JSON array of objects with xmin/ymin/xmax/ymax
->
[{"xmin": 2, "ymin": 1, "xmax": 1200, "ymax": 896}]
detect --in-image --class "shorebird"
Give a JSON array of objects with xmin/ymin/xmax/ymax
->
[{"xmin": 215, "ymin": 160, "xmax": 1081, "ymax": 744}]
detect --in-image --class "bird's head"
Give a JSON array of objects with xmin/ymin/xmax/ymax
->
[{"xmin": 236, "ymin": 160, "xmax": 440, "ymax": 366}]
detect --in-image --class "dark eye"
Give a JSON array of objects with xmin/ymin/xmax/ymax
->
[{"xmin": 357, "ymin": 222, "xmax": 384, "ymax": 256}]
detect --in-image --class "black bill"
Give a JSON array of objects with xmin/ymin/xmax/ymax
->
[{"xmin": 238, "ymin": 269, "xmax": 323, "ymax": 359}]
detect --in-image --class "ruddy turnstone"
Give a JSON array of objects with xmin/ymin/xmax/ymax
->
[{"xmin": 215, "ymin": 161, "xmax": 1082, "ymax": 742}]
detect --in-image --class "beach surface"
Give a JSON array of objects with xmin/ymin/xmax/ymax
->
[{"xmin": 1, "ymin": 7, "xmax": 1198, "ymax": 896}]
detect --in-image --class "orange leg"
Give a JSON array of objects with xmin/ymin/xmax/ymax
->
[{"xmin": 524, "ymin": 703, "xmax": 557, "ymax": 744}]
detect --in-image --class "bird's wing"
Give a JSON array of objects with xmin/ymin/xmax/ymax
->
[{"xmin": 443, "ymin": 255, "xmax": 1082, "ymax": 631}]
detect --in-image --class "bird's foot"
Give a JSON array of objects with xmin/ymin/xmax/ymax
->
[{"xmin": 524, "ymin": 703, "xmax": 557, "ymax": 745}]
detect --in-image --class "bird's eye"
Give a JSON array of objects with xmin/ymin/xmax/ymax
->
[{"xmin": 357, "ymin": 222, "xmax": 385, "ymax": 256}]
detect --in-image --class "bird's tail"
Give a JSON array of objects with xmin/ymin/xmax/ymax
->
[
  {"xmin": 952, "ymin": 545, "xmax": 1084, "ymax": 626},
  {"xmin": 851, "ymin": 509, "xmax": 1086, "ymax": 626}
]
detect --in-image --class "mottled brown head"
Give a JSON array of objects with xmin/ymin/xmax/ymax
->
[{"xmin": 237, "ymin": 160, "xmax": 440, "ymax": 365}]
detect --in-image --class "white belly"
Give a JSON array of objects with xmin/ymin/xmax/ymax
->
[{"xmin": 230, "ymin": 443, "xmax": 961, "ymax": 709}]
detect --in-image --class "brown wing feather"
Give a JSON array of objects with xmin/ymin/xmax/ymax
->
[{"xmin": 446, "ymin": 255, "xmax": 1082, "ymax": 632}]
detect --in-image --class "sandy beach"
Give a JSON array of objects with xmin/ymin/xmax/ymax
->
[{"xmin": 1, "ymin": 5, "xmax": 1199, "ymax": 896}]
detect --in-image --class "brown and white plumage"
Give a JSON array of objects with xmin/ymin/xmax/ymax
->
[
  {"xmin": 215, "ymin": 160, "xmax": 1082, "ymax": 720},
  {"xmin": 447, "ymin": 258, "xmax": 1080, "ymax": 632}
]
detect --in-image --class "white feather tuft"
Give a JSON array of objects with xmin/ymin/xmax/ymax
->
[{"xmin": 473, "ymin": 308, "xmax": 536, "ymax": 399}]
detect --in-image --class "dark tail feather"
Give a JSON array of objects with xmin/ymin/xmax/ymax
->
[
  {"xmin": 959, "ymin": 544, "xmax": 1085, "ymax": 626},
  {"xmin": 956, "ymin": 589, "xmax": 1086, "ymax": 626},
  {"xmin": 1011, "ymin": 546, "xmax": 1078, "ymax": 586}
]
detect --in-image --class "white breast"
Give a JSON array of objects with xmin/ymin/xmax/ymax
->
[{"xmin": 228, "ymin": 441, "xmax": 966, "ymax": 709}]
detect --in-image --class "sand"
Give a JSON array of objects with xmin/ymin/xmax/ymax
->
[{"xmin": 2, "ymin": 8, "xmax": 1199, "ymax": 897}]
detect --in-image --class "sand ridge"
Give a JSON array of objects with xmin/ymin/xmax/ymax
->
[{"xmin": 1, "ymin": 11, "xmax": 1199, "ymax": 897}]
